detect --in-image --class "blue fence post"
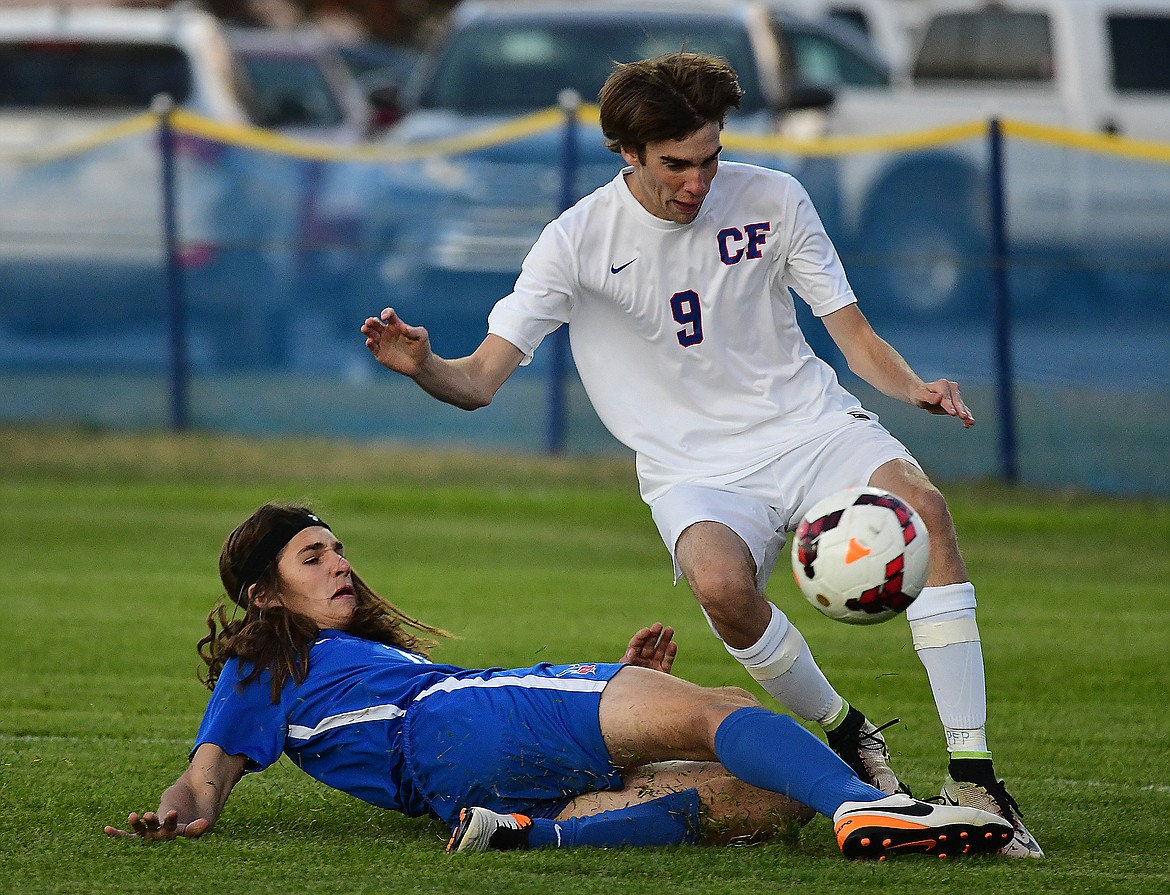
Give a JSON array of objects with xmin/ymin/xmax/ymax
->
[
  {"xmin": 987, "ymin": 118, "xmax": 1018, "ymax": 484},
  {"xmin": 546, "ymin": 89, "xmax": 580, "ymax": 455},
  {"xmin": 154, "ymin": 93, "xmax": 189, "ymax": 431}
]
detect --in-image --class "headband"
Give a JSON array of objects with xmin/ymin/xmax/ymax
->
[{"xmin": 233, "ymin": 510, "xmax": 331, "ymax": 606}]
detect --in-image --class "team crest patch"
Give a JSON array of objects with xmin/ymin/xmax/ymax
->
[{"xmin": 558, "ymin": 664, "xmax": 598, "ymax": 676}]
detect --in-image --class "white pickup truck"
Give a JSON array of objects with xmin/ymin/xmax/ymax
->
[{"xmin": 816, "ymin": 0, "xmax": 1170, "ymax": 316}]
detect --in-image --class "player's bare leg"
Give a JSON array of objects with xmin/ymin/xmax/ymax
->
[
  {"xmin": 594, "ymin": 667, "xmax": 1010, "ymax": 857},
  {"xmin": 559, "ymin": 760, "xmax": 814, "ymax": 845},
  {"xmin": 868, "ymin": 459, "xmax": 1043, "ymax": 856},
  {"xmin": 674, "ymin": 521, "xmax": 903, "ymax": 792}
]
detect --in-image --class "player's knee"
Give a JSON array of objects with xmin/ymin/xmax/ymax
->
[
  {"xmin": 687, "ymin": 562, "xmax": 758, "ymax": 613},
  {"xmin": 913, "ymin": 486, "xmax": 956, "ymax": 543},
  {"xmin": 708, "ymin": 685, "xmax": 760, "ymax": 707},
  {"xmin": 888, "ymin": 478, "xmax": 953, "ymax": 541},
  {"xmin": 692, "ymin": 689, "xmax": 762, "ymax": 740}
]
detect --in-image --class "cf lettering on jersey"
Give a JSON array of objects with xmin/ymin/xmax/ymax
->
[{"xmin": 717, "ymin": 222, "xmax": 771, "ymax": 265}]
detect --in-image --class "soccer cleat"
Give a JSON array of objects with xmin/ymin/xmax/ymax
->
[
  {"xmin": 828, "ymin": 708, "xmax": 909, "ymax": 795},
  {"xmin": 940, "ymin": 777, "xmax": 1044, "ymax": 858},
  {"xmin": 833, "ymin": 793, "xmax": 1013, "ymax": 860},
  {"xmin": 446, "ymin": 807, "xmax": 533, "ymax": 854}
]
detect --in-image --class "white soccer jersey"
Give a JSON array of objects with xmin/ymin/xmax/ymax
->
[{"xmin": 488, "ymin": 161, "xmax": 867, "ymax": 503}]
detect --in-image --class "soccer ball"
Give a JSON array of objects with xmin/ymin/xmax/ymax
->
[{"xmin": 791, "ymin": 487, "xmax": 930, "ymax": 625}]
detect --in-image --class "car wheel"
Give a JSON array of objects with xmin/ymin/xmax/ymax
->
[
  {"xmin": 854, "ymin": 160, "xmax": 987, "ymax": 320},
  {"xmin": 881, "ymin": 209, "xmax": 983, "ymax": 316}
]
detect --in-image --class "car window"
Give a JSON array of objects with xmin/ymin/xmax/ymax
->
[
  {"xmin": 828, "ymin": 9, "xmax": 869, "ymax": 37},
  {"xmin": 237, "ymin": 52, "xmax": 344, "ymax": 127},
  {"xmin": 784, "ymin": 28, "xmax": 888, "ymax": 87},
  {"xmin": 419, "ymin": 17, "xmax": 765, "ymax": 114},
  {"xmin": 913, "ymin": 11, "xmax": 1053, "ymax": 82},
  {"xmin": 1108, "ymin": 15, "xmax": 1170, "ymax": 92},
  {"xmin": 0, "ymin": 40, "xmax": 191, "ymax": 107}
]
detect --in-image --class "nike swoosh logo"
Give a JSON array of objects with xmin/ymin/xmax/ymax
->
[
  {"xmin": 838, "ymin": 799, "xmax": 936, "ymax": 822},
  {"xmin": 610, "ymin": 258, "xmax": 637, "ymax": 274},
  {"xmin": 873, "ymin": 800, "xmax": 936, "ymax": 817}
]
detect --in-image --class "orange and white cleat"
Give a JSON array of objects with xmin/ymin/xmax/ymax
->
[
  {"xmin": 940, "ymin": 777, "xmax": 1044, "ymax": 858},
  {"xmin": 446, "ymin": 807, "xmax": 533, "ymax": 854},
  {"xmin": 833, "ymin": 793, "xmax": 1012, "ymax": 860}
]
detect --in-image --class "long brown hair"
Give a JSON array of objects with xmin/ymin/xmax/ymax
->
[
  {"xmin": 198, "ymin": 502, "xmax": 448, "ymax": 702},
  {"xmin": 599, "ymin": 52, "xmax": 743, "ymax": 158}
]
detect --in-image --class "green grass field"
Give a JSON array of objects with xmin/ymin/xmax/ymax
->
[{"xmin": 2, "ymin": 427, "xmax": 1168, "ymax": 894}]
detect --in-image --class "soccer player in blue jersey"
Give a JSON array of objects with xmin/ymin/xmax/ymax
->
[
  {"xmin": 104, "ymin": 503, "xmax": 1010, "ymax": 858},
  {"xmin": 362, "ymin": 51, "xmax": 1041, "ymax": 857}
]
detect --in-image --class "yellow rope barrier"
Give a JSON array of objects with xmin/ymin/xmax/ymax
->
[
  {"xmin": 0, "ymin": 113, "xmax": 156, "ymax": 163},
  {"xmin": 169, "ymin": 107, "xmax": 567, "ymax": 163},
  {"xmin": 722, "ymin": 120, "xmax": 987, "ymax": 156},
  {"xmin": 6, "ymin": 105, "xmax": 1170, "ymax": 166},
  {"xmin": 1001, "ymin": 119, "xmax": 1170, "ymax": 163}
]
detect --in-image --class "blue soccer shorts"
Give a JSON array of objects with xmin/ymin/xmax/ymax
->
[{"xmin": 401, "ymin": 662, "xmax": 626, "ymax": 825}]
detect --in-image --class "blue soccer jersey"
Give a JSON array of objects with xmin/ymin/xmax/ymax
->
[
  {"xmin": 193, "ymin": 630, "xmax": 625, "ymax": 823},
  {"xmin": 195, "ymin": 630, "xmax": 458, "ymax": 816}
]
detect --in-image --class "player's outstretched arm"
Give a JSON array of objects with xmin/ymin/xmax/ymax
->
[
  {"xmin": 362, "ymin": 308, "xmax": 525, "ymax": 410},
  {"xmin": 104, "ymin": 744, "xmax": 246, "ymax": 842},
  {"xmin": 822, "ymin": 304, "xmax": 974, "ymax": 427},
  {"xmin": 621, "ymin": 623, "xmax": 677, "ymax": 675}
]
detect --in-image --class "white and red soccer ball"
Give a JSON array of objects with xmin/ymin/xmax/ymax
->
[{"xmin": 791, "ymin": 487, "xmax": 930, "ymax": 625}]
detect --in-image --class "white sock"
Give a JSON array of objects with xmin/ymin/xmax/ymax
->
[
  {"xmin": 906, "ymin": 583, "xmax": 990, "ymax": 755},
  {"xmin": 725, "ymin": 602, "xmax": 844, "ymax": 725}
]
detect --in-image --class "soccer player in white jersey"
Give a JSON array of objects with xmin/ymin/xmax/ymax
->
[{"xmin": 361, "ymin": 52, "xmax": 1041, "ymax": 857}]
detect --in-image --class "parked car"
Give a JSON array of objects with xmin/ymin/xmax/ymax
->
[
  {"xmin": 821, "ymin": 0, "xmax": 1170, "ymax": 317},
  {"xmin": 0, "ymin": 4, "xmax": 295, "ymax": 367},
  {"xmin": 0, "ymin": 3, "xmax": 253, "ymax": 150},
  {"xmin": 226, "ymin": 26, "xmax": 375, "ymax": 143},
  {"xmin": 388, "ymin": 0, "xmax": 832, "ymax": 137},
  {"xmin": 347, "ymin": 0, "xmax": 854, "ymax": 350}
]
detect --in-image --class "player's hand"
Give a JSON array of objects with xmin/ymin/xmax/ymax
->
[
  {"xmin": 103, "ymin": 810, "xmax": 210, "ymax": 841},
  {"xmin": 621, "ymin": 623, "xmax": 677, "ymax": 675},
  {"xmin": 914, "ymin": 378, "xmax": 975, "ymax": 428},
  {"xmin": 361, "ymin": 307, "xmax": 433, "ymax": 376}
]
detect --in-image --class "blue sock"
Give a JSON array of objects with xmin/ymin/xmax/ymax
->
[
  {"xmin": 527, "ymin": 789, "xmax": 701, "ymax": 848},
  {"xmin": 714, "ymin": 707, "xmax": 885, "ymax": 817}
]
